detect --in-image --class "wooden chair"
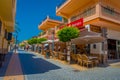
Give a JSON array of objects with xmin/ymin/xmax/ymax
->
[
  {"xmin": 52, "ymin": 51, "xmax": 58, "ymax": 59},
  {"xmin": 77, "ymin": 54, "xmax": 82, "ymax": 66},
  {"xmin": 71, "ymin": 53, "xmax": 77, "ymax": 63},
  {"xmin": 82, "ymin": 54, "xmax": 93, "ymax": 68},
  {"xmin": 59, "ymin": 52, "xmax": 66, "ymax": 60},
  {"xmin": 70, "ymin": 53, "xmax": 74, "ymax": 61}
]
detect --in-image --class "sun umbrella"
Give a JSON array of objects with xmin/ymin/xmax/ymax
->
[{"xmin": 71, "ymin": 35, "xmax": 105, "ymax": 45}]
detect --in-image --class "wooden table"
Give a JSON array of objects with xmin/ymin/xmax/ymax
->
[{"xmin": 88, "ymin": 56, "xmax": 98, "ymax": 60}]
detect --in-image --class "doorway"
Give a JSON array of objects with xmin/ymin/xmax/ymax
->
[
  {"xmin": 108, "ymin": 39, "xmax": 117, "ymax": 59},
  {"xmin": 117, "ymin": 41, "xmax": 120, "ymax": 59}
]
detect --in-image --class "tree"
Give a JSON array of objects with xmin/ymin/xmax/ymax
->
[
  {"xmin": 19, "ymin": 44, "xmax": 25, "ymax": 47},
  {"xmin": 57, "ymin": 26, "xmax": 80, "ymax": 63},
  {"xmin": 57, "ymin": 27, "xmax": 80, "ymax": 42},
  {"xmin": 37, "ymin": 38, "xmax": 47, "ymax": 44},
  {"xmin": 27, "ymin": 38, "xmax": 47, "ymax": 45},
  {"xmin": 27, "ymin": 38, "xmax": 38, "ymax": 45}
]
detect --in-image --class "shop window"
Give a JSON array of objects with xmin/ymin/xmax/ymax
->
[
  {"xmin": 0, "ymin": 20, "xmax": 2, "ymax": 34},
  {"xmin": 93, "ymin": 44, "xmax": 96, "ymax": 49},
  {"xmin": 118, "ymin": 41, "xmax": 120, "ymax": 45}
]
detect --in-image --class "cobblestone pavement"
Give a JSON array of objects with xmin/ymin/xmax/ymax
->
[{"xmin": 18, "ymin": 50, "xmax": 120, "ymax": 80}]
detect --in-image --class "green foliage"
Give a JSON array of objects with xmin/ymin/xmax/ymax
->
[
  {"xmin": 37, "ymin": 38, "xmax": 47, "ymax": 44},
  {"xmin": 27, "ymin": 38, "xmax": 47, "ymax": 45},
  {"xmin": 27, "ymin": 38, "xmax": 38, "ymax": 45},
  {"xmin": 19, "ymin": 44, "xmax": 25, "ymax": 47},
  {"xmin": 57, "ymin": 27, "xmax": 80, "ymax": 42}
]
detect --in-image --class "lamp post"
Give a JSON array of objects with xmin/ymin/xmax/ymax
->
[{"xmin": 51, "ymin": 28, "xmax": 55, "ymax": 51}]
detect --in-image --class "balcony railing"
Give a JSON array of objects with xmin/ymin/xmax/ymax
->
[
  {"xmin": 101, "ymin": 5, "xmax": 120, "ymax": 21},
  {"xmin": 57, "ymin": 0, "xmax": 67, "ymax": 9},
  {"xmin": 39, "ymin": 16, "xmax": 62, "ymax": 25},
  {"xmin": 71, "ymin": 6, "xmax": 96, "ymax": 21}
]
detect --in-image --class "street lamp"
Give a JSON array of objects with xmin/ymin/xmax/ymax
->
[{"xmin": 51, "ymin": 28, "xmax": 55, "ymax": 51}]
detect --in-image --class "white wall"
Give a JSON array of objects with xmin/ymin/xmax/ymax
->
[{"xmin": 90, "ymin": 43, "xmax": 103, "ymax": 54}]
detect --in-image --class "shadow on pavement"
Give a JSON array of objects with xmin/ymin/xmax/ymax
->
[
  {"xmin": 18, "ymin": 52, "xmax": 61, "ymax": 75},
  {"xmin": 0, "ymin": 52, "xmax": 13, "ymax": 77}
]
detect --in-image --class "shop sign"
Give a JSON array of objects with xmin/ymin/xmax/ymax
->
[
  {"xmin": 67, "ymin": 18, "xmax": 83, "ymax": 28},
  {"xmin": 59, "ymin": 18, "xmax": 83, "ymax": 29},
  {"xmin": 85, "ymin": 24, "xmax": 101, "ymax": 33}
]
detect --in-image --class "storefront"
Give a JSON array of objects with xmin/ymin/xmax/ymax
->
[{"xmin": 108, "ymin": 39, "xmax": 120, "ymax": 60}]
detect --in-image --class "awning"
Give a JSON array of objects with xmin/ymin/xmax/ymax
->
[
  {"xmin": 42, "ymin": 40, "xmax": 53, "ymax": 43},
  {"xmin": 42, "ymin": 39, "xmax": 59, "ymax": 43},
  {"xmin": 71, "ymin": 35, "xmax": 105, "ymax": 45}
]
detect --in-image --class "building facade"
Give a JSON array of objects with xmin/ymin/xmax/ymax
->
[
  {"xmin": 56, "ymin": 0, "xmax": 120, "ymax": 62},
  {"xmin": 0, "ymin": 0, "xmax": 16, "ymax": 67}
]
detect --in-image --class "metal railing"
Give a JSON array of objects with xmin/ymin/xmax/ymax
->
[
  {"xmin": 39, "ymin": 16, "xmax": 62, "ymax": 25},
  {"xmin": 49, "ymin": 16, "xmax": 62, "ymax": 21},
  {"xmin": 101, "ymin": 5, "xmax": 120, "ymax": 21},
  {"xmin": 71, "ymin": 6, "xmax": 96, "ymax": 21},
  {"xmin": 57, "ymin": 0, "xmax": 67, "ymax": 9}
]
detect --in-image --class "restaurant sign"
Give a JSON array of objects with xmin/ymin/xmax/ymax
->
[
  {"xmin": 85, "ymin": 24, "xmax": 102, "ymax": 33},
  {"xmin": 59, "ymin": 18, "xmax": 83, "ymax": 29}
]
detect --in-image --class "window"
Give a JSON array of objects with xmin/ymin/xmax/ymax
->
[
  {"xmin": 93, "ymin": 44, "xmax": 96, "ymax": 49},
  {"xmin": 118, "ymin": 41, "xmax": 120, "ymax": 45},
  {"xmin": 0, "ymin": 20, "xmax": 2, "ymax": 34}
]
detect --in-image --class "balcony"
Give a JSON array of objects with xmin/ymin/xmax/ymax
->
[
  {"xmin": 71, "ymin": 6, "xmax": 96, "ymax": 22},
  {"xmin": 0, "ymin": 0, "xmax": 16, "ymax": 32},
  {"xmin": 38, "ymin": 16, "xmax": 62, "ymax": 31},
  {"xmin": 101, "ymin": 5, "xmax": 120, "ymax": 22},
  {"xmin": 39, "ymin": 31, "xmax": 48, "ymax": 38},
  {"xmin": 57, "ymin": 0, "xmax": 67, "ymax": 9},
  {"xmin": 56, "ymin": 0, "xmax": 97, "ymax": 19}
]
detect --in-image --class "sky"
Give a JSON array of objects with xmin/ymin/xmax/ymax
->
[{"xmin": 16, "ymin": 0, "xmax": 64, "ymax": 42}]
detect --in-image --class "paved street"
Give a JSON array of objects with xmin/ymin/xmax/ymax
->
[{"xmin": 0, "ymin": 50, "xmax": 120, "ymax": 80}]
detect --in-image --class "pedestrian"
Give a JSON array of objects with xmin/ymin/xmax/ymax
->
[{"xmin": 26, "ymin": 45, "xmax": 29, "ymax": 51}]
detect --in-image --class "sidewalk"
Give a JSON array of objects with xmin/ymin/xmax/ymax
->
[
  {"xmin": 0, "ymin": 50, "xmax": 24, "ymax": 80},
  {"xmin": 0, "ymin": 52, "xmax": 12, "ymax": 80}
]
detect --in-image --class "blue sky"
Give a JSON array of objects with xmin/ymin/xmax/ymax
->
[{"xmin": 16, "ymin": 0, "xmax": 64, "ymax": 42}]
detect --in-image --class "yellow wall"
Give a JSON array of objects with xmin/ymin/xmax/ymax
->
[{"xmin": 0, "ymin": 17, "xmax": 8, "ymax": 54}]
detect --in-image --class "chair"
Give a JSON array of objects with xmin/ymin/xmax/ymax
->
[
  {"xmin": 70, "ymin": 53, "xmax": 77, "ymax": 63},
  {"xmin": 53, "ymin": 51, "xmax": 58, "ymax": 59},
  {"xmin": 59, "ymin": 52, "xmax": 66, "ymax": 60},
  {"xmin": 82, "ymin": 54, "xmax": 93, "ymax": 68},
  {"xmin": 77, "ymin": 54, "xmax": 82, "ymax": 66},
  {"xmin": 70, "ymin": 53, "xmax": 74, "ymax": 61},
  {"xmin": 90, "ymin": 53, "xmax": 100, "ymax": 66}
]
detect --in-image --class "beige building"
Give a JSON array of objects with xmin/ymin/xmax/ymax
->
[
  {"xmin": 0, "ymin": 0, "xmax": 16, "ymax": 66},
  {"xmin": 56, "ymin": 0, "xmax": 120, "ymax": 62}
]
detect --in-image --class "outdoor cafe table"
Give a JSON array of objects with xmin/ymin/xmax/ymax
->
[{"xmin": 88, "ymin": 56, "xmax": 98, "ymax": 60}]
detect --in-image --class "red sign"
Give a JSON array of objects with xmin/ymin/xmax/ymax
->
[
  {"xmin": 59, "ymin": 18, "xmax": 83, "ymax": 29},
  {"xmin": 67, "ymin": 18, "xmax": 83, "ymax": 28}
]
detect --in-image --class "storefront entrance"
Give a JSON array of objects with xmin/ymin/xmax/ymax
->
[
  {"xmin": 117, "ymin": 41, "xmax": 120, "ymax": 59},
  {"xmin": 107, "ymin": 39, "xmax": 120, "ymax": 59},
  {"xmin": 108, "ymin": 39, "xmax": 117, "ymax": 59}
]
